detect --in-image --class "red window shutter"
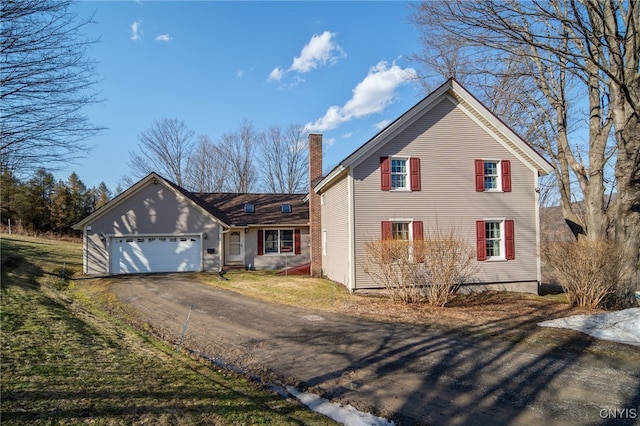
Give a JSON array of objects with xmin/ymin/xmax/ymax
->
[
  {"xmin": 257, "ymin": 229, "xmax": 263, "ymax": 255},
  {"xmin": 501, "ymin": 160, "xmax": 512, "ymax": 192},
  {"xmin": 410, "ymin": 158, "xmax": 421, "ymax": 191},
  {"xmin": 475, "ymin": 160, "xmax": 485, "ymax": 192},
  {"xmin": 294, "ymin": 229, "xmax": 301, "ymax": 254},
  {"xmin": 412, "ymin": 221, "xmax": 424, "ymax": 240},
  {"xmin": 380, "ymin": 157, "xmax": 391, "ymax": 191},
  {"xmin": 476, "ymin": 220, "xmax": 486, "ymax": 261},
  {"xmin": 381, "ymin": 221, "xmax": 392, "ymax": 240},
  {"xmin": 413, "ymin": 221, "xmax": 424, "ymax": 263},
  {"xmin": 505, "ymin": 220, "xmax": 515, "ymax": 260}
]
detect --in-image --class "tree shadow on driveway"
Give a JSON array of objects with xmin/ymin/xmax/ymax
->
[{"xmin": 276, "ymin": 311, "xmax": 640, "ymax": 425}]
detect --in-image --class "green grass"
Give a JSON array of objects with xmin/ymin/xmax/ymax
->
[
  {"xmin": 200, "ymin": 270, "xmax": 350, "ymax": 310},
  {"xmin": 0, "ymin": 235, "xmax": 335, "ymax": 425}
]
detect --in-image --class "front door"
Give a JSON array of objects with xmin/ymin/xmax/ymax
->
[{"xmin": 226, "ymin": 230, "xmax": 244, "ymax": 263}]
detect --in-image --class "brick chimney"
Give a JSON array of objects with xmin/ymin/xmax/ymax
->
[{"xmin": 309, "ymin": 134, "xmax": 323, "ymax": 277}]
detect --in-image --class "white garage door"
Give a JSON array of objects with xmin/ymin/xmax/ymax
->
[{"xmin": 110, "ymin": 236, "xmax": 201, "ymax": 274}]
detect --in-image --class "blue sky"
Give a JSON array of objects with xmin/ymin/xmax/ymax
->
[{"xmin": 63, "ymin": 1, "xmax": 430, "ymax": 191}]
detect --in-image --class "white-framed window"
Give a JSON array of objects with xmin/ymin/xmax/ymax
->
[
  {"xmin": 477, "ymin": 219, "xmax": 515, "ymax": 261},
  {"xmin": 382, "ymin": 219, "xmax": 418, "ymax": 241},
  {"xmin": 476, "ymin": 159, "xmax": 511, "ymax": 192},
  {"xmin": 391, "ymin": 222, "xmax": 410, "ymax": 240},
  {"xmin": 485, "ymin": 221, "xmax": 503, "ymax": 259},
  {"xmin": 381, "ymin": 220, "xmax": 422, "ymax": 263},
  {"xmin": 391, "ymin": 158, "xmax": 408, "ymax": 190},
  {"xmin": 484, "ymin": 161, "xmax": 499, "ymax": 191},
  {"xmin": 322, "ymin": 229, "xmax": 327, "ymax": 256},
  {"xmin": 264, "ymin": 229, "xmax": 294, "ymax": 254}
]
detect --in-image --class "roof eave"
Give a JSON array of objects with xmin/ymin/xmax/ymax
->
[{"xmin": 314, "ymin": 165, "xmax": 347, "ymax": 194}]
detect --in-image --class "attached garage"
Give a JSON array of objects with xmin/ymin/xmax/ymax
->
[
  {"xmin": 110, "ymin": 235, "xmax": 202, "ymax": 274},
  {"xmin": 74, "ymin": 172, "xmax": 309, "ymax": 276}
]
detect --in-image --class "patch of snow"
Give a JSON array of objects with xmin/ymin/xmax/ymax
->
[
  {"xmin": 538, "ymin": 308, "xmax": 640, "ymax": 346},
  {"xmin": 286, "ymin": 386, "xmax": 395, "ymax": 426}
]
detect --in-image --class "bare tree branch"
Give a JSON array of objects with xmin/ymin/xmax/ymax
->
[
  {"xmin": 0, "ymin": 0, "xmax": 104, "ymax": 175},
  {"xmin": 261, "ymin": 124, "xmax": 308, "ymax": 193},
  {"xmin": 127, "ymin": 118, "xmax": 195, "ymax": 186}
]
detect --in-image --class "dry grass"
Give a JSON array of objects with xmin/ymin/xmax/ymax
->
[{"xmin": 202, "ymin": 270, "xmax": 587, "ymax": 330}]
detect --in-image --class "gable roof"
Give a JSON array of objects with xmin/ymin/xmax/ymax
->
[
  {"xmin": 315, "ymin": 78, "xmax": 554, "ymax": 193},
  {"xmin": 196, "ymin": 192, "xmax": 308, "ymax": 226},
  {"xmin": 73, "ymin": 173, "xmax": 231, "ymax": 229},
  {"xmin": 73, "ymin": 172, "xmax": 309, "ymax": 230}
]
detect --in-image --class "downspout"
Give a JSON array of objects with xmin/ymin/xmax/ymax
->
[
  {"xmin": 534, "ymin": 169, "xmax": 542, "ymax": 288},
  {"xmin": 347, "ymin": 169, "xmax": 356, "ymax": 292}
]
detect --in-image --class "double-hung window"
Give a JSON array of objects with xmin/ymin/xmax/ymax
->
[
  {"xmin": 391, "ymin": 222, "xmax": 410, "ymax": 240},
  {"xmin": 391, "ymin": 159, "xmax": 407, "ymax": 190},
  {"xmin": 381, "ymin": 220, "xmax": 424, "ymax": 263},
  {"xmin": 484, "ymin": 162, "xmax": 499, "ymax": 190},
  {"xmin": 475, "ymin": 159, "xmax": 511, "ymax": 192},
  {"xmin": 380, "ymin": 157, "xmax": 421, "ymax": 191},
  {"xmin": 485, "ymin": 221, "xmax": 502, "ymax": 258},
  {"xmin": 381, "ymin": 220, "xmax": 424, "ymax": 241},
  {"xmin": 476, "ymin": 219, "xmax": 515, "ymax": 261}
]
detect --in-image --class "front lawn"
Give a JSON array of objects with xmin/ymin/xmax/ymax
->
[{"xmin": 0, "ymin": 235, "xmax": 335, "ymax": 425}]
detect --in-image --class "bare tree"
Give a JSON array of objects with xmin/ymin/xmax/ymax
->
[
  {"xmin": 0, "ymin": 0, "xmax": 104, "ymax": 175},
  {"xmin": 184, "ymin": 134, "xmax": 226, "ymax": 193},
  {"xmin": 261, "ymin": 124, "xmax": 308, "ymax": 193},
  {"xmin": 411, "ymin": 0, "xmax": 639, "ymax": 303},
  {"xmin": 127, "ymin": 118, "xmax": 195, "ymax": 186},
  {"xmin": 218, "ymin": 119, "xmax": 259, "ymax": 193}
]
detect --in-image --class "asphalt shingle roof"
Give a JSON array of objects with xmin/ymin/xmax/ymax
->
[{"xmin": 195, "ymin": 192, "xmax": 309, "ymax": 226}]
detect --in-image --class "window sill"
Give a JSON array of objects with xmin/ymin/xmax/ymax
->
[
  {"xmin": 390, "ymin": 188, "xmax": 412, "ymax": 192},
  {"xmin": 484, "ymin": 257, "xmax": 507, "ymax": 262},
  {"xmin": 483, "ymin": 189, "xmax": 504, "ymax": 193}
]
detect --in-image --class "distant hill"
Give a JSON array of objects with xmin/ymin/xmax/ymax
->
[
  {"xmin": 540, "ymin": 203, "xmax": 581, "ymax": 242},
  {"xmin": 540, "ymin": 194, "xmax": 617, "ymax": 242}
]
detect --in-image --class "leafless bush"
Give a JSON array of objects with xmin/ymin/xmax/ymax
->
[
  {"xmin": 363, "ymin": 239, "xmax": 424, "ymax": 303},
  {"xmin": 418, "ymin": 227, "xmax": 478, "ymax": 307},
  {"xmin": 363, "ymin": 226, "xmax": 477, "ymax": 306},
  {"xmin": 542, "ymin": 240, "xmax": 623, "ymax": 308}
]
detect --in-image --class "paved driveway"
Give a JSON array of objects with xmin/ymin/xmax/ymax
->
[{"xmin": 110, "ymin": 274, "xmax": 640, "ymax": 425}]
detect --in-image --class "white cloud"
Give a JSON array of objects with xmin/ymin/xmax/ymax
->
[
  {"xmin": 130, "ymin": 20, "xmax": 143, "ymax": 41},
  {"xmin": 236, "ymin": 70, "xmax": 244, "ymax": 78},
  {"xmin": 342, "ymin": 132, "xmax": 353, "ymax": 138},
  {"xmin": 268, "ymin": 66, "xmax": 285, "ymax": 82},
  {"xmin": 268, "ymin": 31, "xmax": 345, "ymax": 82},
  {"xmin": 305, "ymin": 61, "xmax": 416, "ymax": 132},
  {"xmin": 155, "ymin": 34, "xmax": 172, "ymax": 42},
  {"xmin": 291, "ymin": 31, "xmax": 345, "ymax": 73}
]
